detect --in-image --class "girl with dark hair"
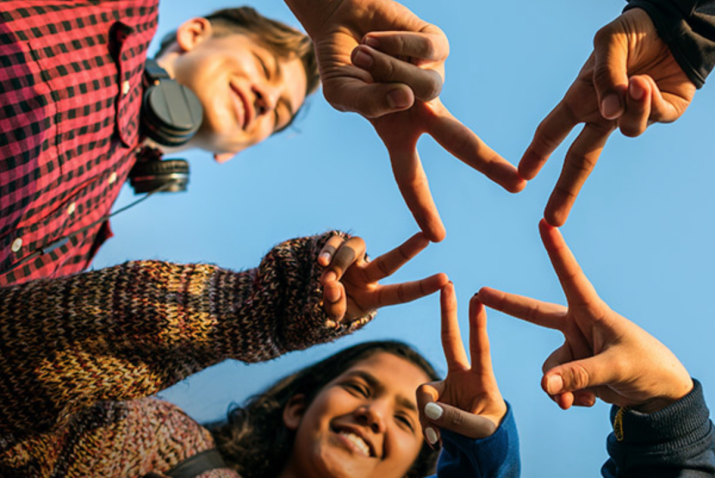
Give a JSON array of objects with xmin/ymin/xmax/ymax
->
[{"xmin": 0, "ymin": 229, "xmax": 519, "ymax": 478}]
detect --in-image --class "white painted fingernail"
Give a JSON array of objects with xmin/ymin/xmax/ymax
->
[
  {"xmin": 425, "ymin": 402, "xmax": 443, "ymax": 420},
  {"xmin": 319, "ymin": 252, "xmax": 331, "ymax": 263},
  {"xmin": 425, "ymin": 427, "xmax": 438, "ymax": 445}
]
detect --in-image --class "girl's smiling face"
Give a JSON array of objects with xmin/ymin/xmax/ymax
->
[{"xmin": 281, "ymin": 352, "xmax": 430, "ymax": 478}]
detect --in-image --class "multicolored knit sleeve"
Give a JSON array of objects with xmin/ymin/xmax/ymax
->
[{"xmin": 0, "ymin": 231, "xmax": 375, "ymax": 436}]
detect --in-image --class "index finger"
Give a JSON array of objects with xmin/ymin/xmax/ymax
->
[
  {"xmin": 543, "ymin": 121, "xmax": 613, "ymax": 227},
  {"xmin": 440, "ymin": 282, "xmax": 469, "ymax": 371},
  {"xmin": 428, "ymin": 105, "xmax": 527, "ymax": 194},
  {"xmin": 468, "ymin": 296, "xmax": 493, "ymax": 375},
  {"xmin": 389, "ymin": 147, "xmax": 446, "ymax": 242},
  {"xmin": 476, "ymin": 286, "xmax": 567, "ymax": 331},
  {"xmin": 519, "ymin": 100, "xmax": 579, "ymax": 181},
  {"xmin": 362, "ymin": 232, "xmax": 429, "ymax": 283},
  {"xmin": 538, "ymin": 219, "xmax": 600, "ymax": 306}
]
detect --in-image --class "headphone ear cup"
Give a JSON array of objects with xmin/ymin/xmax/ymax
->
[
  {"xmin": 128, "ymin": 159, "xmax": 189, "ymax": 194},
  {"xmin": 141, "ymin": 81, "xmax": 203, "ymax": 147}
]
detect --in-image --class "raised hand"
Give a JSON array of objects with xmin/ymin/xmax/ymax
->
[
  {"xmin": 286, "ymin": 0, "xmax": 525, "ymax": 241},
  {"xmin": 356, "ymin": 30, "xmax": 527, "ymax": 242},
  {"xmin": 520, "ymin": 8, "xmax": 696, "ymax": 227},
  {"xmin": 317, "ymin": 232, "xmax": 448, "ymax": 322},
  {"xmin": 416, "ymin": 282, "xmax": 507, "ymax": 446},
  {"xmin": 478, "ymin": 219, "xmax": 693, "ymax": 413}
]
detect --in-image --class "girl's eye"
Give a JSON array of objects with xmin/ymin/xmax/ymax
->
[
  {"xmin": 396, "ymin": 414, "xmax": 414, "ymax": 431},
  {"xmin": 344, "ymin": 382, "xmax": 369, "ymax": 397}
]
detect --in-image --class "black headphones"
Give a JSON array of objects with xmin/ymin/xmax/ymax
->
[
  {"xmin": 0, "ymin": 61, "xmax": 205, "ymax": 277},
  {"xmin": 129, "ymin": 59, "xmax": 204, "ymax": 194}
]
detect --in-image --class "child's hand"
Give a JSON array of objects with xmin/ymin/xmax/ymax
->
[
  {"xmin": 317, "ymin": 232, "xmax": 448, "ymax": 322},
  {"xmin": 416, "ymin": 282, "xmax": 507, "ymax": 447}
]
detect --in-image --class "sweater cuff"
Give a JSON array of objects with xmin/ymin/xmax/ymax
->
[
  {"xmin": 439, "ymin": 402, "xmax": 520, "ymax": 477},
  {"xmin": 608, "ymin": 379, "xmax": 711, "ymax": 448},
  {"xmin": 625, "ymin": 0, "xmax": 715, "ymax": 88}
]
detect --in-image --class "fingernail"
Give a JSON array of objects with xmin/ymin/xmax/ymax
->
[
  {"xmin": 425, "ymin": 427, "xmax": 438, "ymax": 445},
  {"xmin": 546, "ymin": 375, "xmax": 564, "ymax": 394},
  {"xmin": 601, "ymin": 94, "xmax": 622, "ymax": 119},
  {"xmin": 364, "ymin": 37, "xmax": 379, "ymax": 48},
  {"xmin": 425, "ymin": 402, "xmax": 444, "ymax": 420},
  {"xmin": 629, "ymin": 81, "xmax": 645, "ymax": 101},
  {"xmin": 387, "ymin": 88, "xmax": 411, "ymax": 109},
  {"xmin": 323, "ymin": 271, "xmax": 337, "ymax": 283},
  {"xmin": 319, "ymin": 252, "xmax": 331, "ymax": 263},
  {"xmin": 325, "ymin": 285, "xmax": 341, "ymax": 303},
  {"xmin": 352, "ymin": 50, "xmax": 373, "ymax": 68}
]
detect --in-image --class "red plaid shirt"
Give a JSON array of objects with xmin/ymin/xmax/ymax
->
[{"xmin": 0, "ymin": 0, "xmax": 159, "ymax": 286}]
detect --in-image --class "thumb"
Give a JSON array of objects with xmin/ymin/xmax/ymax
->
[
  {"xmin": 592, "ymin": 23, "xmax": 630, "ymax": 120},
  {"xmin": 542, "ymin": 354, "xmax": 615, "ymax": 395}
]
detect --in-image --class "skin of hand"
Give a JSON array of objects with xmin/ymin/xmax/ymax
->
[
  {"xmin": 317, "ymin": 232, "xmax": 449, "ymax": 322},
  {"xmin": 286, "ymin": 0, "xmax": 525, "ymax": 242},
  {"xmin": 478, "ymin": 219, "xmax": 693, "ymax": 414},
  {"xmin": 416, "ymin": 282, "xmax": 507, "ymax": 447},
  {"xmin": 519, "ymin": 8, "xmax": 696, "ymax": 227}
]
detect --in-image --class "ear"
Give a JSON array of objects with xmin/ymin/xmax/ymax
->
[
  {"xmin": 213, "ymin": 152, "xmax": 236, "ymax": 163},
  {"xmin": 175, "ymin": 17, "xmax": 213, "ymax": 52},
  {"xmin": 283, "ymin": 394, "xmax": 307, "ymax": 431}
]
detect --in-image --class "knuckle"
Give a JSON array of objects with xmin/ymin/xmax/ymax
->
[{"xmin": 567, "ymin": 364, "xmax": 591, "ymax": 390}]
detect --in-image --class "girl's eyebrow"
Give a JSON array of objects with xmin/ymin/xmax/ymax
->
[{"xmin": 343, "ymin": 370, "xmax": 418, "ymax": 413}]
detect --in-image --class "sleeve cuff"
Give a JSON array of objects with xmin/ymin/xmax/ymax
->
[
  {"xmin": 609, "ymin": 379, "xmax": 711, "ymax": 448},
  {"xmin": 438, "ymin": 402, "xmax": 520, "ymax": 477}
]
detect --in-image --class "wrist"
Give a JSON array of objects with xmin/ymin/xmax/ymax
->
[
  {"xmin": 283, "ymin": 0, "xmax": 344, "ymax": 36},
  {"xmin": 631, "ymin": 377, "xmax": 694, "ymax": 414}
]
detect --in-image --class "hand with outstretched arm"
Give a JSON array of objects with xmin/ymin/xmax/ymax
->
[
  {"xmin": 0, "ymin": 231, "xmax": 446, "ymax": 436},
  {"xmin": 285, "ymin": 0, "xmax": 525, "ymax": 241},
  {"xmin": 478, "ymin": 219, "xmax": 715, "ymax": 477},
  {"xmin": 418, "ymin": 283, "xmax": 520, "ymax": 478},
  {"xmin": 520, "ymin": 7, "xmax": 698, "ymax": 227}
]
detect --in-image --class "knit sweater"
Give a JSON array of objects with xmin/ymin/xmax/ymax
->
[{"xmin": 0, "ymin": 231, "xmax": 374, "ymax": 478}]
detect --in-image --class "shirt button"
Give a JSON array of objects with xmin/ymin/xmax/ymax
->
[
  {"xmin": 67, "ymin": 202, "xmax": 76, "ymax": 215},
  {"xmin": 11, "ymin": 238, "xmax": 23, "ymax": 253},
  {"xmin": 108, "ymin": 172, "xmax": 117, "ymax": 185},
  {"xmin": 122, "ymin": 80, "xmax": 131, "ymax": 96}
]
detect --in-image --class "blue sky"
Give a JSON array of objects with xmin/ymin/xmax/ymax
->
[{"xmin": 94, "ymin": 1, "xmax": 715, "ymax": 475}]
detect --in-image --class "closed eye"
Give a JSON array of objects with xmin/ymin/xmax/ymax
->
[
  {"xmin": 396, "ymin": 413, "xmax": 415, "ymax": 432},
  {"xmin": 253, "ymin": 52, "xmax": 270, "ymax": 79},
  {"xmin": 344, "ymin": 381, "xmax": 370, "ymax": 398}
]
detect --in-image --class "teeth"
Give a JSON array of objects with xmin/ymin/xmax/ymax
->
[{"xmin": 339, "ymin": 431, "xmax": 370, "ymax": 456}]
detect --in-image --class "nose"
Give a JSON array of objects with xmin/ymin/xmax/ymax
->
[
  {"xmin": 354, "ymin": 404, "xmax": 386, "ymax": 434},
  {"xmin": 252, "ymin": 83, "xmax": 279, "ymax": 118}
]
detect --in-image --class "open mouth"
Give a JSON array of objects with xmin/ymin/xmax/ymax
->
[{"xmin": 332, "ymin": 425, "xmax": 376, "ymax": 458}]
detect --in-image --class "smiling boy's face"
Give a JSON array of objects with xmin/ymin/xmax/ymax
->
[
  {"xmin": 281, "ymin": 352, "xmax": 430, "ymax": 478},
  {"xmin": 166, "ymin": 19, "xmax": 308, "ymax": 162}
]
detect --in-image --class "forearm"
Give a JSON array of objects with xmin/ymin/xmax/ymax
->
[
  {"xmin": 0, "ymin": 231, "xmax": 373, "ymax": 435},
  {"xmin": 625, "ymin": 0, "xmax": 715, "ymax": 87},
  {"xmin": 602, "ymin": 380, "xmax": 715, "ymax": 477}
]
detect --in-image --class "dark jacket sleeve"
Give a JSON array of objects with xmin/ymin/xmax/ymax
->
[
  {"xmin": 427, "ymin": 403, "xmax": 520, "ymax": 478},
  {"xmin": 625, "ymin": 0, "xmax": 715, "ymax": 87},
  {"xmin": 602, "ymin": 379, "xmax": 715, "ymax": 477},
  {"xmin": 0, "ymin": 231, "xmax": 374, "ymax": 436}
]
